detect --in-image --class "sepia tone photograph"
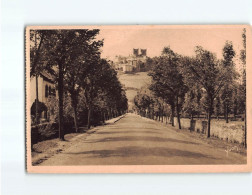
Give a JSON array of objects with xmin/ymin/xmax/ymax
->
[{"xmin": 26, "ymin": 25, "xmax": 251, "ymax": 173}]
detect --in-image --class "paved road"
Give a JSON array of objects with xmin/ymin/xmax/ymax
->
[{"xmin": 40, "ymin": 113, "xmax": 246, "ymax": 165}]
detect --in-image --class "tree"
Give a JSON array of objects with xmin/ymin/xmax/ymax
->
[
  {"xmin": 221, "ymin": 41, "xmax": 236, "ymax": 123},
  {"xmin": 183, "ymin": 85, "xmax": 202, "ymax": 120},
  {"xmin": 183, "ymin": 46, "xmax": 237, "ymax": 138},
  {"xmin": 30, "ymin": 29, "xmax": 128, "ymax": 140},
  {"xmin": 214, "ymin": 95, "xmax": 221, "ymax": 120},
  {"xmin": 149, "ymin": 82, "xmax": 175, "ymax": 124},
  {"xmin": 101, "ymin": 61, "xmax": 128, "ymax": 118},
  {"xmin": 149, "ymin": 47, "xmax": 188, "ymax": 129},
  {"xmin": 38, "ymin": 30, "xmax": 71, "ymax": 140},
  {"xmin": 134, "ymin": 93, "xmax": 153, "ymax": 117},
  {"xmin": 33, "ymin": 30, "xmax": 102, "ymax": 140},
  {"xmin": 80, "ymin": 57, "xmax": 105, "ymax": 129},
  {"xmin": 240, "ymin": 28, "xmax": 246, "ymax": 147},
  {"xmin": 63, "ymin": 30, "xmax": 103, "ymax": 132},
  {"xmin": 80, "ymin": 57, "xmax": 128, "ymax": 129},
  {"xmin": 30, "ymin": 30, "xmax": 47, "ymax": 124}
]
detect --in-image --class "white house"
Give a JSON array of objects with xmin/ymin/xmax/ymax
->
[{"xmin": 30, "ymin": 70, "xmax": 57, "ymax": 122}]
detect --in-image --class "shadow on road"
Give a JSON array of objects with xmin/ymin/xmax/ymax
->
[
  {"xmin": 66, "ymin": 146, "xmax": 216, "ymax": 160},
  {"xmin": 96, "ymin": 130, "xmax": 162, "ymax": 135},
  {"xmin": 83, "ymin": 136, "xmax": 199, "ymax": 145},
  {"xmin": 104, "ymin": 126, "xmax": 165, "ymax": 131}
]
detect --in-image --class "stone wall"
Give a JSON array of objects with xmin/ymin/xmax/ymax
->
[{"xmin": 174, "ymin": 117, "xmax": 245, "ymax": 144}]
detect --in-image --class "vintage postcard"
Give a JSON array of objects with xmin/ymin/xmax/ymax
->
[{"xmin": 26, "ymin": 25, "xmax": 252, "ymax": 173}]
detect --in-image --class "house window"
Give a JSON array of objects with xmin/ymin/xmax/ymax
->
[
  {"xmin": 51, "ymin": 88, "xmax": 56, "ymax": 96},
  {"xmin": 45, "ymin": 85, "xmax": 48, "ymax": 97}
]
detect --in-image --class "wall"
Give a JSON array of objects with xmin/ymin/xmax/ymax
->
[
  {"xmin": 30, "ymin": 76, "xmax": 56, "ymax": 106},
  {"xmin": 174, "ymin": 117, "xmax": 245, "ymax": 144}
]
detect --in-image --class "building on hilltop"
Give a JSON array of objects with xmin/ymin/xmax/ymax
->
[
  {"xmin": 133, "ymin": 48, "xmax": 147, "ymax": 57},
  {"xmin": 113, "ymin": 48, "xmax": 148, "ymax": 73}
]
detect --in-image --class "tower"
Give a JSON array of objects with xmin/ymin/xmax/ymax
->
[
  {"xmin": 133, "ymin": 48, "xmax": 139, "ymax": 57},
  {"xmin": 141, "ymin": 49, "xmax": 147, "ymax": 56}
]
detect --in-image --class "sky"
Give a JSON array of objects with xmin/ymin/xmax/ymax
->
[{"xmin": 96, "ymin": 27, "xmax": 244, "ymax": 69}]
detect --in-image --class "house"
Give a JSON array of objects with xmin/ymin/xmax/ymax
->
[
  {"xmin": 30, "ymin": 70, "xmax": 57, "ymax": 123},
  {"xmin": 122, "ymin": 64, "xmax": 133, "ymax": 73}
]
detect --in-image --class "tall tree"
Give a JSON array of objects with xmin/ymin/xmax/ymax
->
[
  {"xmin": 221, "ymin": 41, "xmax": 236, "ymax": 123},
  {"xmin": 183, "ymin": 46, "xmax": 237, "ymax": 138},
  {"xmin": 80, "ymin": 56, "xmax": 104, "ymax": 129},
  {"xmin": 30, "ymin": 30, "xmax": 47, "ymax": 124},
  {"xmin": 240, "ymin": 28, "xmax": 246, "ymax": 147},
  {"xmin": 183, "ymin": 85, "xmax": 202, "ymax": 120},
  {"xmin": 214, "ymin": 95, "xmax": 221, "ymax": 120},
  {"xmin": 64, "ymin": 30, "xmax": 103, "ymax": 132},
  {"xmin": 149, "ymin": 47, "xmax": 188, "ymax": 129},
  {"xmin": 34, "ymin": 30, "xmax": 101, "ymax": 140}
]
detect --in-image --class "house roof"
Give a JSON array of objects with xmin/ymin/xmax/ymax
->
[{"xmin": 40, "ymin": 70, "xmax": 55, "ymax": 83}]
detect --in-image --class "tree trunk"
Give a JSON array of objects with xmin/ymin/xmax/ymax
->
[
  {"xmin": 207, "ymin": 98, "xmax": 213, "ymax": 138},
  {"xmin": 190, "ymin": 113, "xmax": 194, "ymax": 131},
  {"xmin": 33, "ymin": 32, "xmax": 46, "ymax": 125},
  {"xmin": 70, "ymin": 93, "xmax": 79, "ymax": 133},
  {"xmin": 225, "ymin": 103, "xmax": 229, "ymax": 123},
  {"xmin": 176, "ymin": 96, "xmax": 181, "ymax": 129},
  {"xmin": 207, "ymin": 111, "xmax": 211, "ymax": 138},
  {"xmin": 87, "ymin": 105, "xmax": 92, "ymax": 129},
  {"xmin": 104, "ymin": 110, "xmax": 107, "ymax": 120},
  {"xmin": 34, "ymin": 33, "xmax": 40, "ymax": 125},
  {"xmin": 107, "ymin": 110, "xmax": 109, "ymax": 120},
  {"xmin": 102, "ymin": 111, "xmax": 105, "ymax": 123},
  {"xmin": 58, "ymin": 64, "xmax": 65, "ymax": 140},
  {"xmin": 35, "ymin": 74, "xmax": 39, "ymax": 124},
  {"xmin": 171, "ymin": 105, "xmax": 175, "ymax": 127},
  {"xmin": 244, "ymin": 108, "xmax": 247, "ymax": 148},
  {"xmin": 73, "ymin": 105, "xmax": 78, "ymax": 133}
]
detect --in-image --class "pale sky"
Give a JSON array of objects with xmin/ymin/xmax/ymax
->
[{"xmin": 96, "ymin": 27, "xmax": 244, "ymax": 68}]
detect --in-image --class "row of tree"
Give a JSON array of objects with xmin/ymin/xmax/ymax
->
[
  {"xmin": 30, "ymin": 29, "xmax": 128, "ymax": 140},
  {"xmin": 134, "ymin": 29, "xmax": 246, "ymax": 144}
]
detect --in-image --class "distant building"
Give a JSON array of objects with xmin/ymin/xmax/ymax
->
[
  {"xmin": 114, "ymin": 48, "xmax": 147, "ymax": 73},
  {"xmin": 122, "ymin": 64, "xmax": 133, "ymax": 72},
  {"xmin": 30, "ymin": 70, "xmax": 57, "ymax": 123}
]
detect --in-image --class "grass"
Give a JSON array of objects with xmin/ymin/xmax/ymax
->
[{"xmin": 118, "ymin": 72, "xmax": 151, "ymax": 109}]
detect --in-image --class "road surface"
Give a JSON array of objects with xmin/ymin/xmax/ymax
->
[{"xmin": 40, "ymin": 113, "xmax": 246, "ymax": 165}]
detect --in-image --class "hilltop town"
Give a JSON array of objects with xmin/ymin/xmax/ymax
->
[{"xmin": 110, "ymin": 48, "xmax": 148, "ymax": 73}]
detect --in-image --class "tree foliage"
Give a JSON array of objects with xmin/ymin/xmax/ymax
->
[
  {"xmin": 134, "ymin": 41, "xmax": 243, "ymax": 139},
  {"xmin": 148, "ymin": 47, "xmax": 188, "ymax": 128},
  {"xmin": 30, "ymin": 30, "xmax": 128, "ymax": 139}
]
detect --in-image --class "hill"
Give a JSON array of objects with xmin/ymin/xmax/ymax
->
[{"xmin": 118, "ymin": 72, "xmax": 151, "ymax": 110}]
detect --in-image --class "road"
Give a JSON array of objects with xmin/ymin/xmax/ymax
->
[{"xmin": 40, "ymin": 113, "xmax": 246, "ymax": 165}]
